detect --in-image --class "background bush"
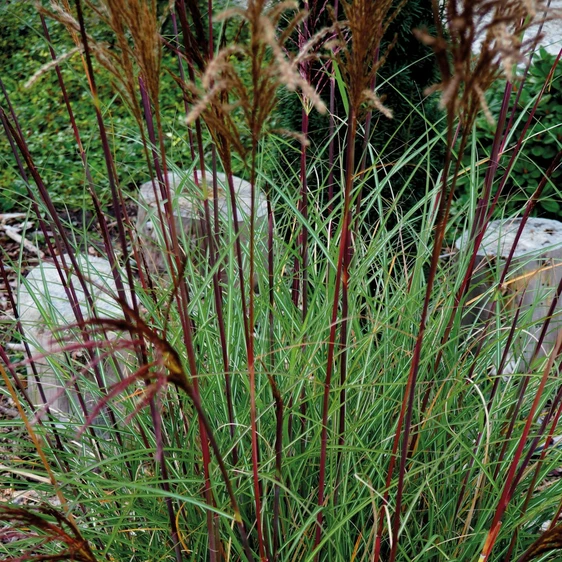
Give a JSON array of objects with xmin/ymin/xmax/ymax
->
[{"xmin": 456, "ymin": 46, "xmax": 562, "ymax": 218}]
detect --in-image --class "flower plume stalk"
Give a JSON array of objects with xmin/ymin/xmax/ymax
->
[
  {"xmin": 181, "ymin": 1, "xmax": 328, "ymax": 559},
  {"xmin": 315, "ymin": 0, "xmax": 400, "ymax": 556},
  {"xmin": 375, "ymin": 0, "xmax": 555, "ymax": 560},
  {"xmin": 330, "ymin": 0, "xmax": 403, "ymax": 115}
]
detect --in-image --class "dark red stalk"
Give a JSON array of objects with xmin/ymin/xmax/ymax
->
[
  {"xmin": 200, "ymin": 0, "xmax": 235, "ymax": 534},
  {"xmin": 267, "ymin": 189, "xmax": 283, "ymax": 560},
  {"xmin": 71, "ymin": 1, "xmax": 135, "ymax": 310},
  {"xmin": 175, "ymin": 377, "xmax": 254, "ymax": 562},
  {"xmin": 137, "ymin": 79, "xmax": 180, "ymax": 280},
  {"xmin": 270, "ymin": 374, "xmax": 283, "ymax": 562},
  {"xmin": 0, "ymin": 103, "xmax": 64, "ymax": 418},
  {"xmin": 209, "ymin": 159, "xmax": 239, "ymax": 466},
  {"xmin": 502, "ymin": 377, "xmax": 562, "ymax": 562},
  {"xmin": 428, "ymin": 53, "xmax": 562, "ymax": 395},
  {"xmin": 39, "ymin": 14, "xmax": 134, "ymax": 309},
  {"xmin": 173, "ymin": 1, "xmax": 238, "ymax": 477},
  {"xmin": 314, "ymin": 106, "xmax": 357, "ymax": 558},
  {"xmin": 292, "ymin": 110, "xmax": 310, "ymax": 315},
  {"xmin": 299, "ymin": 137, "xmax": 308, "ymax": 316},
  {"xmin": 208, "ymin": 0, "xmax": 214, "ymax": 56},
  {"xmin": 139, "ymin": 71, "xmax": 222, "ymax": 562},
  {"xmin": 201, "ymin": 168, "xmax": 239, "ymax": 466},
  {"xmin": 334, "ymin": 235, "xmax": 350, "ymax": 503},
  {"xmin": 472, "ymin": 84, "xmax": 513, "ymax": 233},
  {"xmin": 380, "ymin": 102, "xmax": 458, "ymax": 562},
  {"xmin": 293, "ymin": 0, "xmax": 311, "ymax": 315},
  {"xmin": 187, "ymin": 65, "xmax": 238, "ymax": 465},
  {"xmin": 170, "ymin": 12, "xmax": 197, "ymax": 161},
  {"xmin": 184, "ymin": 9, "xmax": 258, "ymax": 535},
  {"xmin": 325, "ymin": 0, "xmax": 340, "ymax": 244},
  {"xmin": 297, "ymin": 114, "xmax": 310, "ymax": 459},
  {"xmin": 453, "ymin": 294, "xmax": 525, "ymax": 520},
  {"xmin": 480, "ymin": 332, "xmax": 562, "ymax": 561},
  {"xmin": 198, "ymin": 176, "xmax": 232, "ymax": 560},
  {"xmin": 334, "ymin": 40, "xmax": 379, "ymax": 505},
  {"xmin": 181, "ymin": 33, "xmax": 239, "ymax": 471},
  {"xmin": 247, "ymin": 46, "xmax": 266, "ymax": 552},
  {"xmin": 38, "ymin": 13, "xmax": 143, "ymax": 456}
]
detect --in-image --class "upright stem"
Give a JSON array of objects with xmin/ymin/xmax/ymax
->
[
  {"xmin": 380, "ymin": 103, "xmax": 457, "ymax": 562},
  {"xmin": 314, "ymin": 106, "xmax": 357, "ymax": 558}
]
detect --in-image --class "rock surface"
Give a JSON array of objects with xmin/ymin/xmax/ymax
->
[
  {"xmin": 456, "ymin": 217, "xmax": 562, "ymax": 373},
  {"xmin": 136, "ymin": 170, "xmax": 267, "ymax": 279},
  {"xmin": 18, "ymin": 255, "xmax": 131, "ymax": 417}
]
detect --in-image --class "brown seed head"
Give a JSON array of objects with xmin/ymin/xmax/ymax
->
[{"xmin": 415, "ymin": 0, "xmax": 556, "ymax": 125}]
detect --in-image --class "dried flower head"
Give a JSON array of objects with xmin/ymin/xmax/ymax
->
[
  {"xmin": 327, "ymin": 0, "xmax": 405, "ymax": 116},
  {"xmin": 38, "ymin": 0, "xmax": 166, "ymax": 126},
  {"xmin": 414, "ymin": 0, "xmax": 555, "ymax": 125},
  {"xmin": 183, "ymin": 0, "xmax": 326, "ymax": 163}
]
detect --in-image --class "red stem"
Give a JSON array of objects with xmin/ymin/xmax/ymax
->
[{"xmin": 314, "ymin": 106, "xmax": 357, "ymax": 559}]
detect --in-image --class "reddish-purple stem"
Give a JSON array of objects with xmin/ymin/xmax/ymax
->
[{"xmin": 314, "ymin": 106, "xmax": 357, "ymax": 559}]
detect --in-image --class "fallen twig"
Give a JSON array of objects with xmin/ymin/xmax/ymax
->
[
  {"xmin": 0, "ymin": 213, "xmax": 27, "ymax": 224},
  {"xmin": 1, "ymin": 225, "xmax": 44, "ymax": 259}
]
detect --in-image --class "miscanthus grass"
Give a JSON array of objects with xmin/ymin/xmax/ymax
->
[{"xmin": 1, "ymin": 0, "xmax": 562, "ymax": 561}]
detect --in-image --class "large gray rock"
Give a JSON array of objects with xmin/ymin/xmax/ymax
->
[
  {"xmin": 136, "ymin": 170, "xmax": 268, "ymax": 285},
  {"xmin": 457, "ymin": 217, "xmax": 562, "ymax": 373},
  {"xmin": 466, "ymin": 0, "xmax": 562, "ymax": 57},
  {"xmin": 18, "ymin": 255, "xmax": 132, "ymax": 418}
]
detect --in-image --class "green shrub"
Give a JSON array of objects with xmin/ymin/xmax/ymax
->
[
  {"xmin": 0, "ymin": 0, "xmax": 195, "ymax": 211},
  {"xmin": 456, "ymin": 47, "xmax": 562, "ymax": 218}
]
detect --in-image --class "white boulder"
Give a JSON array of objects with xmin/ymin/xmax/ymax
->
[
  {"xmin": 17, "ymin": 255, "xmax": 132, "ymax": 418},
  {"xmin": 136, "ymin": 170, "xmax": 268, "ymax": 284}
]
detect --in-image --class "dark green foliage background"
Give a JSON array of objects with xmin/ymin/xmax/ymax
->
[
  {"xmin": 0, "ymin": 0, "xmax": 194, "ymax": 212},
  {"xmin": 456, "ymin": 47, "xmax": 562, "ymax": 218},
  {"xmin": 1, "ymin": 0, "xmax": 442, "ymax": 216}
]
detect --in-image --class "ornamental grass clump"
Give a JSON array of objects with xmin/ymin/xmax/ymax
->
[{"xmin": 2, "ymin": 0, "xmax": 562, "ymax": 561}]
